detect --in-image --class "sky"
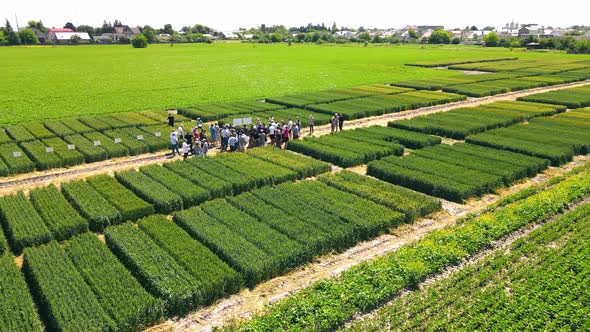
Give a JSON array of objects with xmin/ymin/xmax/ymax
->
[{"xmin": 2, "ymin": 0, "xmax": 588, "ymax": 32}]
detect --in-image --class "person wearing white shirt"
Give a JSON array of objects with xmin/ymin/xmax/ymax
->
[
  {"xmin": 182, "ymin": 140, "xmax": 189, "ymax": 160},
  {"xmin": 170, "ymin": 132, "xmax": 180, "ymax": 156}
]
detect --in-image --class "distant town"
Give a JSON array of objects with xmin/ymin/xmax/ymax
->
[{"xmin": 1, "ymin": 19, "xmax": 589, "ymax": 52}]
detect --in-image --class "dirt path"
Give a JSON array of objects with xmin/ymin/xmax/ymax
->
[
  {"xmin": 343, "ymin": 195, "xmax": 590, "ymax": 329},
  {"xmin": 147, "ymin": 155, "xmax": 589, "ymax": 332},
  {"xmin": 1, "ymin": 80, "xmax": 588, "ymax": 195}
]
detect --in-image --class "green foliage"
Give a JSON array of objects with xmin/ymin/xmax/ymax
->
[
  {"xmin": 428, "ymin": 29, "xmax": 452, "ymax": 44},
  {"xmin": 348, "ymin": 204, "xmax": 590, "ymax": 331},
  {"xmin": 5, "ymin": 125, "xmax": 35, "ymax": 142},
  {"xmin": 240, "ymin": 166, "xmax": 590, "ymax": 331},
  {"xmin": 138, "ymin": 215, "xmax": 242, "ymax": 303},
  {"xmin": 115, "ymin": 170, "xmax": 183, "ymax": 213},
  {"xmin": 0, "ymin": 193, "xmax": 52, "ymax": 254},
  {"xmin": 65, "ymin": 233, "xmax": 165, "ymax": 331},
  {"xmin": 518, "ymin": 85, "xmax": 590, "ymax": 108},
  {"xmin": 83, "ymin": 131, "xmax": 129, "ymax": 158},
  {"xmin": 141, "ymin": 165, "xmax": 210, "ymax": 207},
  {"xmin": 0, "ymin": 253, "xmax": 43, "ymax": 332},
  {"xmin": 164, "ymin": 160, "xmax": 233, "ymax": 198},
  {"xmin": 23, "ymin": 241, "xmax": 116, "ymax": 331},
  {"xmin": 0, "ymin": 143, "xmax": 35, "ymax": 174},
  {"xmin": 105, "ymin": 223, "xmax": 201, "ymax": 315},
  {"xmin": 132, "ymin": 33, "xmax": 148, "ymax": 48},
  {"xmin": 61, "ymin": 180, "xmax": 122, "ymax": 231},
  {"xmin": 43, "ymin": 137, "xmax": 86, "ymax": 167},
  {"xmin": 63, "ymin": 134, "xmax": 109, "ymax": 162},
  {"xmin": 20, "ymin": 140, "xmax": 62, "ymax": 170},
  {"xmin": 246, "ymin": 146, "xmax": 331, "ymax": 178},
  {"xmin": 29, "ymin": 185, "xmax": 88, "ymax": 241},
  {"xmin": 87, "ymin": 175, "xmax": 154, "ymax": 221},
  {"xmin": 483, "ymin": 31, "xmax": 499, "ymax": 47}
]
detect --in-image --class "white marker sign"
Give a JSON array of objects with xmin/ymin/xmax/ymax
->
[
  {"xmin": 45, "ymin": 147, "xmax": 54, "ymax": 153},
  {"xmin": 12, "ymin": 151, "xmax": 21, "ymax": 158},
  {"xmin": 67, "ymin": 144, "xmax": 75, "ymax": 150},
  {"xmin": 155, "ymin": 132, "xmax": 161, "ymax": 137},
  {"xmin": 94, "ymin": 141, "xmax": 101, "ymax": 146},
  {"xmin": 114, "ymin": 138, "xmax": 121, "ymax": 144},
  {"xmin": 136, "ymin": 135, "xmax": 143, "ymax": 140}
]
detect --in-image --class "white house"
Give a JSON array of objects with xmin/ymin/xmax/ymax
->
[{"xmin": 53, "ymin": 32, "xmax": 91, "ymax": 44}]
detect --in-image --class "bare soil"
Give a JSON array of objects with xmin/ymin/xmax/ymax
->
[
  {"xmin": 1, "ymin": 80, "xmax": 587, "ymax": 196},
  {"xmin": 149, "ymin": 155, "xmax": 589, "ymax": 332}
]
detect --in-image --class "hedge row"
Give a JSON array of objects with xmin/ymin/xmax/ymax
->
[
  {"xmin": 350, "ymin": 125, "xmax": 441, "ymax": 149},
  {"xmin": 307, "ymin": 91, "xmax": 466, "ymax": 120},
  {"xmin": 23, "ymin": 241, "xmax": 116, "ymax": 331},
  {"xmin": 318, "ymin": 170, "xmax": 441, "ymax": 222},
  {"xmin": 29, "ymin": 185, "xmax": 88, "ymax": 242},
  {"xmin": 141, "ymin": 165, "xmax": 211, "ymax": 207},
  {"xmin": 406, "ymin": 57, "xmax": 518, "ymax": 68},
  {"xmin": 288, "ymin": 132, "xmax": 404, "ymax": 167},
  {"xmin": 42, "ymin": 137, "xmax": 86, "ymax": 167},
  {"xmin": 390, "ymin": 101, "xmax": 564, "ymax": 139},
  {"xmin": 174, "ymin": 206, "xmax": 271, "ymax": 288},
  {"xmin": 104, "ymin": 129, "xmax": 150, "ymax": 156},
  {"xmin": 247, "ymin": 146, "xmax": 331, "ymax": 178},
  {"xmin": 518, "ymin": 85, "xmax": 590, "ymax": 109},
  {"xmin": 164, "ymin": 160, "xmax": 233, "ymax": 198},
  {"xmin": 188, "ymin": 157, "xmax": 257, "ymax": 194},
  {"xmin": 105, "ymin": 223, "xmax": 202, "ymax": 315},
  {"xmin": 0, "ymin": 129, "xmax": 13, "ymax": 144},
  {"xmin": 0, "ymin": 226, "xmax": 6, "ymax": 255},
  {"xmin": 367, "ymin": 143, "xmax": 548, "ymax": 202},
  {"xmin": 87, "ymin": 175, "xmax": 154, "ymax": 221},
  {"xmin": 65, "ymin": 233, "xmax": 165, "ymax": 331},
  {"xmin": 214, "ymin": 153, "xmax": 298, "ymax": 187},
  {"xmin": 0, "ymin": 193, "xmax": 52, "ymax": 254},
  {"xmin": 20, "ymin": 140, "xmax": 63, "ymax": 170},
  {"xmin": 180, "ymin": 99, "xmax": 285, "ymax": 122},
  {"xmin": 115, "ymin": 170, "xmax": 183, "ymax": 214},
  {"xmin": 0, "ymin": 253, "xmax": 43, "ymax": 332},
  {"xmin": 63, "ymin": 134, "xmax": 109, "ymax": 163},
  {"xmin": 61, "ymin": 180, "xmax": 122, "ymax": 231},
  {"xmin": 239, "ymin": 163, "xmax": 590, "ymax": 331},
  {"xmin": 5, "ymin": 125, "xmax": 37, "ymax": 142},
  {"xmin": 138, "ymin": 215, "xmax": 242, "ymax": 304},
  {"xmin": 466, "ymin": 113, "xmax": 590, "ymax": 166}
]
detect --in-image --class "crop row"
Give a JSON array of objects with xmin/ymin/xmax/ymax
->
[
  {"xmin": 180, "ymin": 100, "xmax": 285, "ymax": 122},
  {"xmin": 265, "ymin": 84, "xmax": 412, "ymax": 108},
  {"xmin": 466, "ymin": 108, "xmax": 590, "ymax": 166},
  {"xmin": 518, "ymin": 85, "xmax": 590, "ymax": 109},
  {"xmin": 349, "ymin": 203, "xmax": 590, "ymax": 331},
  {"xmin": 390, "ymin": 100, "xmax": 565, "ymax": 139},
  {"xmin": 238, "ymin": 162, "xmax": 590, "ymax": 331},
  {"xmin": 405, "ymin": 57, "xmax": 518, "ymax": 68},
  {"xmin": 307, "ymin": 90, "xmax": 466, "ymax": 120},
  {"xmin": 217, "ymin": 108, "xmax": 332, "ymax": 127},
  {"xmin": 367, "ymin": 143, "xmax": 549, "ymax": 202}
]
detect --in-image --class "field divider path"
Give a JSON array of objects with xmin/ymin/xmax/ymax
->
[
  {"xmin": 0, "ymin": 79, "xmax": 588, "ymax": 195},
  {"xmin": 342, "ymin": 195, "xmax": 590, "ymax": 329},
  {"xmin": 150, "ymin": 155, "xmax": 589, "ymax": 332}
]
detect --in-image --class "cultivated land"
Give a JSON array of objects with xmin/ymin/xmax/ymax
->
[
  {"xmin": 0, "ymin": 44, "xmax": 590, "ymax": 332},
  {"xmin": 0, "ymin": 43, "xmax": 588, "ymax": 125}
]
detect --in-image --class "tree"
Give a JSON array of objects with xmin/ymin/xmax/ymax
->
[
  {"xmin": 101, "ymin": 20, "xmax": 113, "ymax": 33},
  {"xmin": 358, "ymin": 32, "xmax": 371, "ymax": 42},
  {"xmin": 332, "ymin": 22, "xmax": 338, "ymax": 32},
  {"xmin": 408, "ymin": 29, "xmax": 418, "ymax": 39},
  {"xmin": 573, "ymin": 39, "xmax": 590, "ymax": 54},
  {"xmin": 118, "ymin": 35, "xmax": 131, "ymax": 44},
  {"xmin": 69, "ymin": 34, "xmax": 81, "ymax": 45},
  {"xmin": 162, "ymin": 24, "xmax": 174, "ymax": 35},
  {"xmin": 132, "ymin": 33, "xmax": 148, "ymax": 48},
  {"xmin": 64, "ymin": 22, "xmax": 76, "ymax": 31},
  {"xmin": 76, "ymin": 25, "xmax": 95, "ymax": 37},
  {"xmin": 18, "ymin": 29, "xmax": 39, "ymax": 44},
  {"xmin": 483, "ymin": 32, "xmax": 499, "ymax": 47},
  {"xmin": 27, "ymin": 20, "xmax": 48, "ymax": 33},
  {"xmin": 451, "ymin": 37, "xmax": 461, "ymax": 44},
  {"xmin": 358, "ymin": 26, "xmax": 366, "ymax": 32},
  {"xmin": 7, "ymin": 31, "xmax": 20, "ymax": 45},
  {"xmin": 5, "ymin": 19, "xmax": 13, "ymax": 33},
  {"xmin": 428, "ymin": 29, "xmax": 452, "ymax": 44},
  {"xmin": 483, "ymin": 26, "xmax": 495, "ymax": 31},
  {"xmin": 0, "ymin": 31, "xmax": 6, "ymax": 45},
  {"xmin": 470, "ymin": 25, "xmax": 478, "ymax": 31},
  {"xmin": 141, "ymin": 26, "xmax": 157, "ymax": 43}
]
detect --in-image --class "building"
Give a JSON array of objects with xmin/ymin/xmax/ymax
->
[
  {"xmin": 52, "ymin": 32, "xmax": 92, "ymax": 44},
  {"xmin": 519, "ymin": 25, "xmax": 544, "ymax": 38},
  {"xmin": 47, "ymin": 28, "xmax": 74, "ymax": 41},
  {"xmin": 96, "ymin": 25, "xmax": 141, "ymax": 43},
  {"xmin": 333, "ymin": 30, "xmax": 355, "ymax": 39}
]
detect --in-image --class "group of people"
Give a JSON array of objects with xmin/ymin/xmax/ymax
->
[
  {"xmin": 331, "ymin": 113, "xmax": 345, "ymax": 133},
  {"xmin": 166, "ymin": 111, "xmax": 343, "ymax": 160},
  {"xmin": 169, "ymin": 124, "xmax": 211, "ymax": 160}
]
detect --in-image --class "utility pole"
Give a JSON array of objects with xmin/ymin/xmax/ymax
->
[{"xmin": 15, "ymin": 14, "xmax": 27, "ymax": 46}]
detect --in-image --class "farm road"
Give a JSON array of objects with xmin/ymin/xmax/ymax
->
[{"xmin": 0, "ymin": 79, "xmax": 588, "ymax": 195}]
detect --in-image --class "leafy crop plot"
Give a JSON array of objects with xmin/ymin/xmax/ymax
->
[{"xmin": 0, "ymin": 193, "xmax": 52, "ymax": 254}]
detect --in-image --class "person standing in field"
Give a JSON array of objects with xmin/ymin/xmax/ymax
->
[
  {"xmin": 287, "ymin": 119, "xmax": 294, "ymax": 140},
  {"xmin": 182, "ymin": 140, "xmax": 189, "ymax": 160},
  {"xmin": 210, "ymin": 124, "xmax": 217, "ymax": 147},
  {"xmin": 292, "ymin": 123, "xmax": 300, "ymax": 140},
  {"xmin": 238, "ymin": 131, "xmax": 247, "ymax": 152},
  {"xmin": 177, "ymin": 125, "xmax": 184, "ymax": 138},
  {"xmin": 221, "ymin": 125, "xmax": 229, "ymax": 152},
  {"xmin": 202, "ymin": 139, "xmax": 209, "ymax": 157},
  {"xmin": 282, "ymin": 125, "xmax": 290, "ymax": 148},
  {"xmin": 309, "ymin": 114, "xmax": 315, "ymax": 134},
  {"xmin": 193, "ymin": 139, "xmax": 202, "ymax": 156},
  {"xmin": 338, "ymin": 113, "xmax": 345, "ymax": 131},
  {"xmin": 184, "ymin": 132, "xmax": 193, "ymax": 155},
  {"xmin": 197, "ymin": 118, "xmax": 203, "ymax": 129},
  {"xmin": 167, "ymin": 113, "xmax": 175, "ymax": 127},
  {"xmin": 229, "ymin": 134, "xmax": 238, "ymax": 152},
  {"xmin": 330, "ymin": 114, "xmax": 336, "ymax": 133},
  {"xmin": 296, "ymin": 116, "xmax": 301, "ymax": 130},
  {"xmin": 333, "ymin": 113, "xmax": 340, "ymax": 132},
  {"xmin": 269, "ymin": 121, "xmax": 276, "ymax": 145},
  {"xmin": 274, "ymin": 129, "xmax": 282, "ymax": 148},
  {"xmin": 170, "ymin": 132, "xmax": 180, "ymax": 156}
]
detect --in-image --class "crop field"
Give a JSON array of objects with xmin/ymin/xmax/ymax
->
[
  {"xmin": 390, "ymin": 100, "xmax": 565, "ymax": 139},
  {"xmin": 287, "ymin": 126, "xmax": 439, "ymax": 167},
  {"xmin": 1, "ymin": 44, "xmax": 590, "ymax": 332},
  {"xmin": 2, "ymin": 44, "xmax": 587, "ymax": 125},
  {"xmin": 237, "ymin": 166, "xmax": 590, "ymax": 331},
  {"xmin": 348, "ymin": 203, "xmax": 590, "ymax": 331},
  {"xmin": 466, "ymin": 108, "xmax": 590, "ymax": 165},
  {"xmin": 367, "ymin": 143, "xmax": 549, "ymax": 202}
]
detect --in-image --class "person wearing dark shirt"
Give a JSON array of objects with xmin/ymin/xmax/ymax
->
[
  {"xmin": 338, "ymin": 114, "xmax": 345, "ymax": 131},
  {"xmin": 167, "ymin": 113, "xmax": 175, "ymax": 127},
  {"xmin": 184, "ymin": 132, "xmax": 193, "ymax": 154}
]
